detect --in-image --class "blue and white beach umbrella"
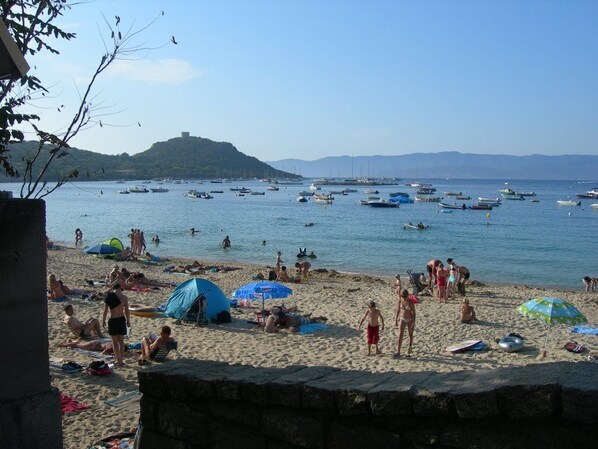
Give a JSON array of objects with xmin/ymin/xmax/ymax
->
[{"xmin": 232, "ymin": 281, "xmax": 293, "ymax": 312}]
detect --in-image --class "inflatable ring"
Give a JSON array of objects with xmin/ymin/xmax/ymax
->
[
  {"xmin": 129, "ymin": 304, "xmax": 159, "ymax": 318},
  {"xmin": 498, "ymin": 336, "xmax": 524, "ymax": 353}
]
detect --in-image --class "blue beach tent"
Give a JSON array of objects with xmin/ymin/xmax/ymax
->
[{"xmin": 164, "ymin": 278, "xmax": 230, "ymax": 320}]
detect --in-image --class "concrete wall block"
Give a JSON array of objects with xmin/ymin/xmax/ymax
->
[
  {"xmin": 139, "ymin": 370, "xmax": 169, "ymax": 398},
  {"xmin": 140, "ymin": 396, "xmax": 160, "ymax": 430},
  {"xmin": 301, "ymin": 384, "xmax": 336, "ymax": 411},
  {"xmin": 269, "ymin": 366, "xmax": 339, "ymax": 408},
  {"xmin": 412, "ymin": 390, "xmax": 455, "ymax": 417},
  {"xmin": 497, "ymin": 385, "xmax": 557, "ymax": 419},
  {"xmin": 262, "ymin": 408, "xmax": 324, "ymax": 449},
  {"xmin": 137, "ymin": 428, "xmax": 195, "ymax": 449},
  {"xmin": 0, "ymin": 388, "xmax": 62, "ymax": 449},
  {"xmin": 209, "ymin": 421, "xmax": 266, "ymax": 449},
  {"xmin": 561, "ymin": 386, "xmax": 598, "ymax": 423},
  {"xmin": 451, "ymin": 390, "xmax": 500, "ymax": 419},
  {"xmin": 439, "ymin": 422, "xmax": 529, "ymax": 449},
  {"xmin": 369, "ymin": 388, "xmax": 413, "ymax": 416},
  {"xmin": 158, "ymin": 400, "xmax": 209, "ymax": 442},
  {"xmin": 335, "ymin": 389, "xmax": 369, "ymax": 416},
  {"xmin": 209, "ymin": 399, "xmax": 263, "ymax": 428},
  {"xmin": 327, "ymin": 422, "xmax": 400, "ymax": 449}
]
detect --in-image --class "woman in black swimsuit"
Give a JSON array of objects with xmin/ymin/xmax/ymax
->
[{"xmin": 102, "ymin": 284, "xmax": 130, "ymax": 367}]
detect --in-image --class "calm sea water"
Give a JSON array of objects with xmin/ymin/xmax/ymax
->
[{"xmin": 3, "ymin": 178, "xmax": 597, "ymax": 289}]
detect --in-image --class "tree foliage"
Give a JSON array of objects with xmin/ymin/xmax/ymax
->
[{"xmin": 0, "ymin": 0, "xmax": 170, "ymax": 198}]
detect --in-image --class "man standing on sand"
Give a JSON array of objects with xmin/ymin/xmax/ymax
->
[
  {"xmin": 447, "ymin": 258, "xmax": 470, "ymax": 296},
  {"xmin": 426, "ymin": 259, "xmax": 441, "ymax": 288},
  {"xmin": 102, "ymin": 284, "xmax": 130, "ymax": 367}
]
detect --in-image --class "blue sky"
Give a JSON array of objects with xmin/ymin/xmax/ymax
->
[{"xmin": 25, "ymin": 0, "xmax": 598, "ymax": 160}]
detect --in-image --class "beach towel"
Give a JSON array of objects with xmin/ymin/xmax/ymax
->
[
  {"xmin": 571, "ymin": 326, "xmax": 598, "ymax": 335},
  {"xmin": 298, "ymin": 323, "xmax": 330, "ymax": 334},
  {"xmin": 105, "ymin": 391, "xmax": 142, "ymax": 413},
  {"xmin": 70, "ymin": 347, "xmax": 114, "ymax": 359},
  {"xmin": 60, "ymin": 393, "xmax": 90, "ymax": 414}
]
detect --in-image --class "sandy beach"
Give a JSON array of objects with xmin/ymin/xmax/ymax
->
[{"xmin": 47, "ymin": 246, "xmax": 597, "ymax": 449}]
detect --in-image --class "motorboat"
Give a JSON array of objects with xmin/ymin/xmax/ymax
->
[
  {"xmin": 239, "ymin": 188, "xmax": 251, "ymax": 194},
  {"xmin": 556, "ymin": 200, "xmax": 581, "ymax": 206},
  {"xmin": 499, "ymin": 187, "xmax": 516, "ymax": 195},
  {"xmin": 439, "ymin": 202, "xmax": 467, "ymax": 210},
  {"xmin": 591, "ymin": 203, "xmax": 598, "ymax": 209},
  {"xmin": 366, "ymin": 199, "xmax": 397, "ymax": 207},
  {"xmin": 267, "ymin": 186, "xmax": 279, "ymax": 191},
  {"xmin": 503, "ymin": 194, "xmax": 525, "ymax": 201},
  {"xmin": 478, "ymin": 197, "xmax": 502, "ymax": 206},
  {"xmin": 209, "ymin": 190, "xmax": 224, "ymax": 194},
  {"xmin": 470, "ymin": 204, "xmax": 493, "ymax": 210},
  {"xmin": 186, "ymin": 190, "xmax": 211, "ymax": 199},
  {"xmin": 118, "ymin": 190, "xmax": 129, "ymax": 194},
  {"xmin": 150, "ymin": 186, "xmax": 169, "ymax": 193},
  {"xmin": 456, "ymin": 195, "xmax": 471, "ymax": 200},
  {"xmin": 342, "ymin": 188, "xmax": 357, "ymax": 193},
  {"xmin": 297, "ymin": 196, "xmax": 308, "ymax": 203},
  {"xmin": 518, "ymin": 191, "xmax": 536, "ymax": 197},
  {"xmin": 127, "ymin": 185, "xmax": 149, "ymax": 193},
  {"xmin": 414, "ymin": 196, "xmax": 440, "ymax": 202},
  {"xmin": 443, "ymin": 191, "xmax": 462, "ymax": 196},
  {"xmin": 314, "ymin": 193, "xmax": 334, "ymax": 201},
  {"xmin": 389, "ymin": 191, "xmax": 409, "ymax": 197},
  {"xmin": 314, "ymin": 197, "xmax": 332, "ymax": 205},
  {"xmin": 298, "ymin": 190, "xmax": 314, "ymax": 197},
  {"xmin": 309, "ymin": 184, "xmax": 321, "ymax": 191},
  {"xmin": 364, "ymin": 188, "xmax": 380, "ymax": 195},
  {"xmin": 416, "ymin": 187, "xmax": 437, "ymax": 194},
  {"xmin": 250, "ymin": 191, "xmax": 265, "ymax": 195}
]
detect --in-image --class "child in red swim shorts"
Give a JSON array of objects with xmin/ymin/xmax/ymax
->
[{"xmin": 358, "ymin": 300, "xmax": 385, "ymax": 355}]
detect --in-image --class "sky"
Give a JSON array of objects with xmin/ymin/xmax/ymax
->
[{"xmin": 22, "ymin": 0, "xmax": 598, "ymax": 160}]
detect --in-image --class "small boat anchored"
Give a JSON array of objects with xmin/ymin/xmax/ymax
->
[{"xmin": 556, "ymin": 200, "xmax": 581, "ymax": 207}]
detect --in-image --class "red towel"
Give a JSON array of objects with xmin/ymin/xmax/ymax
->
[{"xmin": 60, "ymin": 393, "xmax": 90, "ymax": 414}]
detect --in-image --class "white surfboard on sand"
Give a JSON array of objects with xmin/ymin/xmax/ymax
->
[{"xmin": 445, "ymin": 340, "xmax": 482, "ymax": 353}]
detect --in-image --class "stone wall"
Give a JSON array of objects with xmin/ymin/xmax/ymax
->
[
  {"xmin": 0, "ymin": 198, "xmax": 62, "ymax": 449},
  {"xmin": 138, "ymin": 359, "xmax": 598, "ymax": 449}
]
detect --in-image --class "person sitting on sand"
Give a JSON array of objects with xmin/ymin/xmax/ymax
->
[
  {"xmin": 583, "ymin": 276, "xmax": 596, "ymax": 292},
  {"xmin": 277, "ymin": 266, "xmax": 291, "ymax": 282},
  {"xmin": 264, "ymin": 314, "xmax": 279, "ymax": 333},
  {"xmin": 48, "ymin": 274, "xmax": 68, "ymax": 300},
  {"xmin": 138, "ymin": 325, "xmax": 176, "ymax": 364},
  {"xmin": 63, "ymin": 304, "xmax": 103, "ymax": 338},
  {"xmin": 460, "ymin": 298, "xmax": 477, "ymax": 324},
  {"xmin": 58, "ymin": 339, "xmax": 113, "ymax": 354},
  {"xmin": 106, "ymin": 265, "xmax": 126, "ymax": 285},
  {"xmin": 358, "ymin": 300, "xmax": 384, "ymax": 356}
]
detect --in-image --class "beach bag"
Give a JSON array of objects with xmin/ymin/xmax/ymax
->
[
  {"xmin": 564, "ymin": 342, "xmax": 586, "ymax": 353},
  {"xmin": 87, "ymin": 360, "xmax": 112, "ymax": 376},
  {"xmin": 268, "ymin": 270, "xmax": 277, "ymax": 281}
]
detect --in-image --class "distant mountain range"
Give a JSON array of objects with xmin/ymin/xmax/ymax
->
[
  {"xmin": 1, "ymin": 136, "xmax": 299, "ymax": 181},
  {"xmin": 267, "ymin": 152, "xmax": 598, "ymax": 180}
]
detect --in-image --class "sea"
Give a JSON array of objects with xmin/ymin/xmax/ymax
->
[{"xmin": 2, "ymin": 178, "xmax": 597, "ymax": 290}]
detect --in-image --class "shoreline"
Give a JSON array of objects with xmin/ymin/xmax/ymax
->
[
  {"xmin": 46, "ymin": 246, "xmax": 597, "ymax": 449},
  {"xmin": 53, "ymin": 240, "xmax": 586, "ymax": 293}
]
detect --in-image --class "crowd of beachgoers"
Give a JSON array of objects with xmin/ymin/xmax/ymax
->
[{"xmin": 46, "ymin": 241, "xmax": 597, "ymax": 449}]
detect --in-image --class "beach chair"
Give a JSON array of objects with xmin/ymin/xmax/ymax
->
[
  {"xmin": 153, "ymin": 341, "xmax": 179, "ymax": 362},
  {"xmin": 407, "ymin": 270, "xmax": 428, "ymax": 294}
]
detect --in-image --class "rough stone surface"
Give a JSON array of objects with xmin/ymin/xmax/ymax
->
[
  {"xmin": 262, "ymin": 408, "xmax": 324, "ymax": 449},
  {"xmin": 137, "ymin": 359, "xmax": 598, "ymax": 449}
]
